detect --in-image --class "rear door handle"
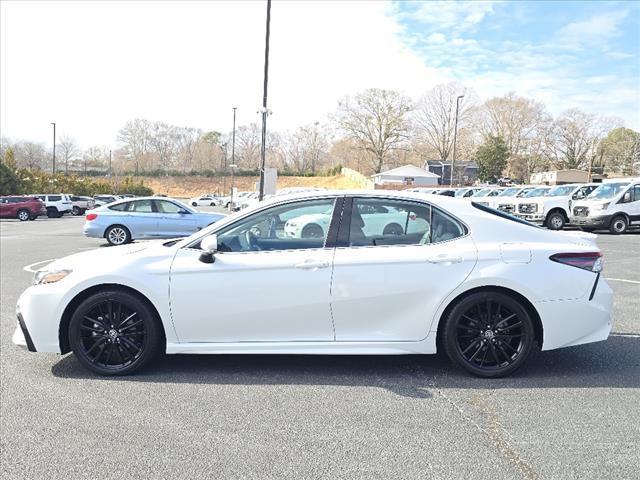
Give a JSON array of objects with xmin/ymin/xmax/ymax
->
[
  {"xmin": 427, "ymin": 255, "xmax": 463, "ymax": 264},
  {"xmin": 295, "ymin": 260, "xmax": 330, "ymax": 270}
]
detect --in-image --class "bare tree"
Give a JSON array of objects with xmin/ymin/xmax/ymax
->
[
  {"xmin": 83, "ymin": 146, "xmax": 106, "ymax": 173},
  {"xmin": 414, "ymin": 82, "xmax": 478, "ymax": 163},
  {"xmin": 14, "ymin": 141, "xmax": 48, "ymax": 170},
  {"xmin": 546, "ymin": 109, "xmax": 620, "ymax": 170},
  {"xmin": 175, "ymin": 127, "xmax": 201, "ymax": 173},
  {"xmin": 234, "ymin": 123, "xmax": 261, "ymax": 169},
  {"xmin": 56, "ymin": 135, "xmax": 79, "ymax": 174},
  {"xmin": 334, "ymin": 88, "xmax": 412, "ymax": 173},
  {"xmin": 149, "ymin": 122, "xmax": 178, "ymax": 172},
  {"xmin": 117, "ymin": 119, "xmax": 152, "ymax": 173},
  {"xmin": 478, "ymin": 93, "xmax": 551, "ymax": 180}
]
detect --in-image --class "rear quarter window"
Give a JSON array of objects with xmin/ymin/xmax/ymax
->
[
  {"xmin": 472, "ymin": 202, "xmax": 539, "ymax": 228},
  {"xmin": 48, "ymin": 195, "xmax": 62, "ymax": 201}
]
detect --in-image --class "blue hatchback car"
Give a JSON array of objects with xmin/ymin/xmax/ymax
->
[{"xmin": 83, "ymin": 197, "xmax": 226, "ymax": 245}]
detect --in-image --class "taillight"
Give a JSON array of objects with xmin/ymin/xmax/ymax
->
[
  {"xmin": 85, "ymin": 213, "xmax": 98, "ymax": 221},
  {"xmin": 550, "ymin": 252, "xmax": 603, "ymax": 272}
]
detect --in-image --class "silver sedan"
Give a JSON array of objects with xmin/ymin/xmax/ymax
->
[{"xmin": 83, "ymin": 197, "xmax": 226, "ymax": 245}]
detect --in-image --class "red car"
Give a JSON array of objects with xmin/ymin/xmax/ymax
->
[{"xmin": 0, "ymin": 196, "xmax": 47, "ymax": 221}]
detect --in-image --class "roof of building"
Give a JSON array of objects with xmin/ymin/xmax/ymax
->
[{"xmin": 372, "ymin": 164, "xmax": 440, "ymax": 178}]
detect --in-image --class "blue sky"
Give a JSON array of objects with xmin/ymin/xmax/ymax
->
[
  {"xmin": 392, "ymin": 0, "xmax": 639, "ymax": 126},
  {"xmin": 1, "ymin": 1, "xmax": 638, "ymax": 148}
]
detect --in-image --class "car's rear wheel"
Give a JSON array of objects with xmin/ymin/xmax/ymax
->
[
  {"xmin": 442, "ymin": 291, "xmax": 535, "ymax": 378},
  {"xmin": 105, "ymin": 225, "xmax": 132, "ymax": 246},
  {"xmin": 546, "ymin": 211, "xmax": 565, "ymax": 230},
  {"xmin": 192, "ymin": 202, "xmax": 198, "ymax": 206},
  {"xmin": 46, "ymin": 207, "xmax": 61, "ymax": 218},
  {"xmin": 17, "ymin": 209, "xmax": 30, "ymax": 221},
  {"xmin": 69, "ymin": 290, "xmax": 162, "ymax": 375},
  {"xmin": 609, "ymin": 215, "xmax": 628, "ymax": 234},
  {"xmin": 383, "ymin": 223, "xmax": 404, "ymax": 235},
  {"xmin": 301, "ymin": 223, "xmax": 324, "ymax": 239}
]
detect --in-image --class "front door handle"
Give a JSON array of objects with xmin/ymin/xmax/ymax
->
[
  {"xmin": 295, "ymin": 260, "xmax": 330, "ymax": 270},
  {"xmin": 427, "ymin": 255, "xmax": 463, "ymax": 264}
]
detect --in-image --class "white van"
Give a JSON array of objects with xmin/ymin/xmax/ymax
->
[{"xmin": 570, "ymin": 180, "xmax": 640, "ymax": 234}]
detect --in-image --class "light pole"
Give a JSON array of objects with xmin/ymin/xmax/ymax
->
[
  {"xmin": 50, "ymin": 122, "xmax": 56, "ymax": 174},
  {"xmin": 109, "ymin": 149, "xmax": 112, "ymax": 176},
  {"xmin": 450, "ymin": 95, "xmax": 464, "ymax": 186},
  {"xmin": 258, "ymin": 0, "xmax": 272, "ymax": 201},
  {"xmin": 231, "ymin": 107, "xmax": 237, "ymax": 193},
  {"xmin": 229, "ymin": 163, "xmax": 238, "ymax": 211}
]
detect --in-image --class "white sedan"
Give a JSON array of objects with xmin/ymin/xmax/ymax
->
[
  {"xmin": 189, "ymin": 195, "xmax": 220, "ymax": 207},
  {"xmin": 14, "ymin": 191, "xmax": 612, "ymax": 378}
]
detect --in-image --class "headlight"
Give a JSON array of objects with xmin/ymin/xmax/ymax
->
[
  {"xmin": 592, "ymin": 202, "xmax": 610, "ymax": 211},
  {"xmin": 33, "ymin": 269, "xmax": 72, "ymax": 285}
]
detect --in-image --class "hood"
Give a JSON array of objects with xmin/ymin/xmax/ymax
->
[{"xmin": 42, "ymin": 240, "xmax": 174, "ymax": 273}]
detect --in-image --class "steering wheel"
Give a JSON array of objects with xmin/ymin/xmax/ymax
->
[{"xmin": 243, "ymin": 230, "xmax": 261, "ymax": 251}]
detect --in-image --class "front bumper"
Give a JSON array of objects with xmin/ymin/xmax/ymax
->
[
  {"xmin": 515, "ymin": 213, "xmax": 545, "ymax": 223},
  {"xmin": 14, "ymin": 286, "xmax": 64, "ymax": 353},
  {"xmin": 13, "ymin": 312, "xmax": 37, "ymax": 352},
  {"xmin": 569, "ymin": 214, "xmax": 612, "ymax": 228}
]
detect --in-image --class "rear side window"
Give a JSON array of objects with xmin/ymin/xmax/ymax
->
[
  {"xmin": 472, "ymin": 202, "xmax": 539, "ymax": 228},
  {"xmin": 48, "ymin": 195, "xmax": 62, "ymax": 201},
  {"xmin": 109, "ymin": 202, "xmax": 131, "ymax": 211},
  {"xmin": 131, "ymin": 200, "xmax": 154, "ymax": 213}
]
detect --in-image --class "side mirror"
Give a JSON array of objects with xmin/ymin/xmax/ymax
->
[
  {"xmin": 622, "ymin": 192, "xmax": 632, "ymax": 203},
  {"xmin": 178, "ymin": 209, "xmax": 190, "ymax": 215},
  {"xmin": 199, "ymin": 234, "xmax": 218, "ymax": 264}
]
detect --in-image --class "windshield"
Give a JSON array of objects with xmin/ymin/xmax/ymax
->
[
  {"xmin": 587, "ymin": 183, "xmax": 629, "ymax": 200},
  {"xmin": 498, "ymin": 187, "xmax": 520, "ymax": 197},
  {"xmin": 473, "ymin": 188, "xmax": 492, "ymax": 197},
  {"xmin": 547, "ymin": 185, "xmax": 575, "ymax": 197},
  {"xmin": 454, "ymin": 189, "xmax": 469, "ymax": 198},
  {"xmin": 523, "ymin": 188, "xmax": 549, "ymax": 198}
]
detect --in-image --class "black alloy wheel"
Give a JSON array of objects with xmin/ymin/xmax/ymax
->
[
  {"xmin": 69, "ymin": 290, "xmax": 162, "ymax": 375},
  {"xmin": 443, "ymin": 291, "xmax": 535, "ymax": 377}
]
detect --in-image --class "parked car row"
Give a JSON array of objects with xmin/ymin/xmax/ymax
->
[{"xmin": 407, "ymin": 179, "xmax": 640, "ymax": 234}]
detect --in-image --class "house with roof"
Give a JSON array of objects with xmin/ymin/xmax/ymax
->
[{"xmin": 371, "ymin": 164, "xmax": 440, "ymax": 187}]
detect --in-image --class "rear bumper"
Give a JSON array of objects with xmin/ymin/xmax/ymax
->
[
  {"xmin": 537, "ymin": 277, "xmax": 613, "ymax": 351},
  {"xmin": 83, "ymin": 222, "xmax": 105, "ymax": 238}
]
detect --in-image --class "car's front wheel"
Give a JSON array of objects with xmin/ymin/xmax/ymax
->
[
  {"xmin": 545, "ymin": 211, "xmax": 565, "ymax": 230},
  {"xmin": 72, "ymin": 206, "xmax": 82, "ymax": 216},
  {"xmin": 192, "ymin": 202, "xmax": 198, "ymax": 206},
  {"xmin": 105, "ymin": 225, "xmax": 132, "ymax": 246},
  {"xmin": 442, "ymin": 291, "xmax": 535, "ymax": 377},
  {"xmin": 69, "ymin": 290, "xmax": 163, "ymax": 375}
]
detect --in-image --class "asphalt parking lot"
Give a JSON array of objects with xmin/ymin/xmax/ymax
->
[{"xmin": 1, "ymin": 215, "xmax": 639, "ymax": 479}]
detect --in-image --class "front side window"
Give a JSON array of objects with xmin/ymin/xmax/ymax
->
[
  {"xmin": 212, "ymin": 198, "xmax": 336, "ymax": 253},
  {"xmin": 588, "ymin": 183, "xmax": 629, "ymax": 200},
  {"xmin": 633, "ymin": 185, "xmax": 640, "ymax": 202}
]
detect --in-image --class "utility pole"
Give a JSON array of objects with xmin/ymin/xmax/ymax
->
[
  {"xmin": 51, "ymin": 122, "xmax": 56, "ymax": 174},
  {"xmin": 450, "ymin": 95, "xmax": 464, "ymax": 186},
  {"xmin": 109, "ymin": 149, "xmax": 112, "ymax": 175},
  {"xmin": 231, "ymin": 107, "xmax": 237, "ymax": 196},
  {"xmin": 258, "ymin": 0, "xmax": 272, "ymax": 201}
]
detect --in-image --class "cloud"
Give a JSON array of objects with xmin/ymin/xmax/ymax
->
[
  {"xmin": 558, "ymin": 10, "xmax": 629, "ymax": 48},
  {"xmin": 426, "ymin": 33, "xmax": 446, "ymax": 44},
  {"xmin": 402, "ymin": 0, "xmax": 499, "ymax": 32}
]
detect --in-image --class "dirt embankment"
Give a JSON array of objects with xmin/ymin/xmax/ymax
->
[{"xmin": 139, "ymin": 175, "xmax": 364, "ymax": 197}]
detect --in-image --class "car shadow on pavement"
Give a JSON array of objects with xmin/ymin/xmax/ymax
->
[{"xmin": 51, "ymin": 333, "xmax": 640, "ymax": 398}]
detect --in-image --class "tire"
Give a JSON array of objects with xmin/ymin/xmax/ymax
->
[
  {"xmin": 301, "ymin": 223, "xmax": 324, "ymax": 239},
  {"xmin": 383, "ymin": 223, "xmax": 404, "ymax": 235},
  {"xmin": 68, "ymin": 290, "xmax": 163, "ymax": 375},
  {"xmin": 46, "ymin": 208, "xmax": 60, "ymax": 218},
  {"xmin": 442, "ymin": 291, "xmax": 535, "ymax": 378},
  {"xmin": 17, "ymin": 209, "xmax": 30, "ymax": 221},
  {"xmin": 609, "ymin": 215, "xmax": 628, "ymax": 235},
  {"xmin": 210, "ymin": 202, "xmax": 215, "ymax": 207},
  {"xmin": 105, "ymin": 225, "xmax": 132, "ymax": 246},
  {"xmin": 192, "ymin": 202, "xmax": 198, "ymax": 206},
  {"xmin": 29, "ymin": 215, "xmax": 37, "ymax": 221},
  {"xmin": 545, "ymin": 211, "xmax": 565, "ymax": 230},
  {"xmin": 72, "ymin": 206, "xmax": 82, "ymax": 216}
]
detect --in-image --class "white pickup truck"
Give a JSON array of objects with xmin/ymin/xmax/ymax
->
[
  {"xmin": 486, "ymin": 186, "xmax": 536, "ymax": 215},
  {"xmin": 514, "ymin": 183, "xmax": 599, "ymax": 230}
]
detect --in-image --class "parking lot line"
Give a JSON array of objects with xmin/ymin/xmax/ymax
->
[
  {"xmin": 23, "ymin": 259, "xmax": 57, "ymax": 273},
  {"xmin": 605, "ymin": 277, "xmax": 640, "ymax": 285}
]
